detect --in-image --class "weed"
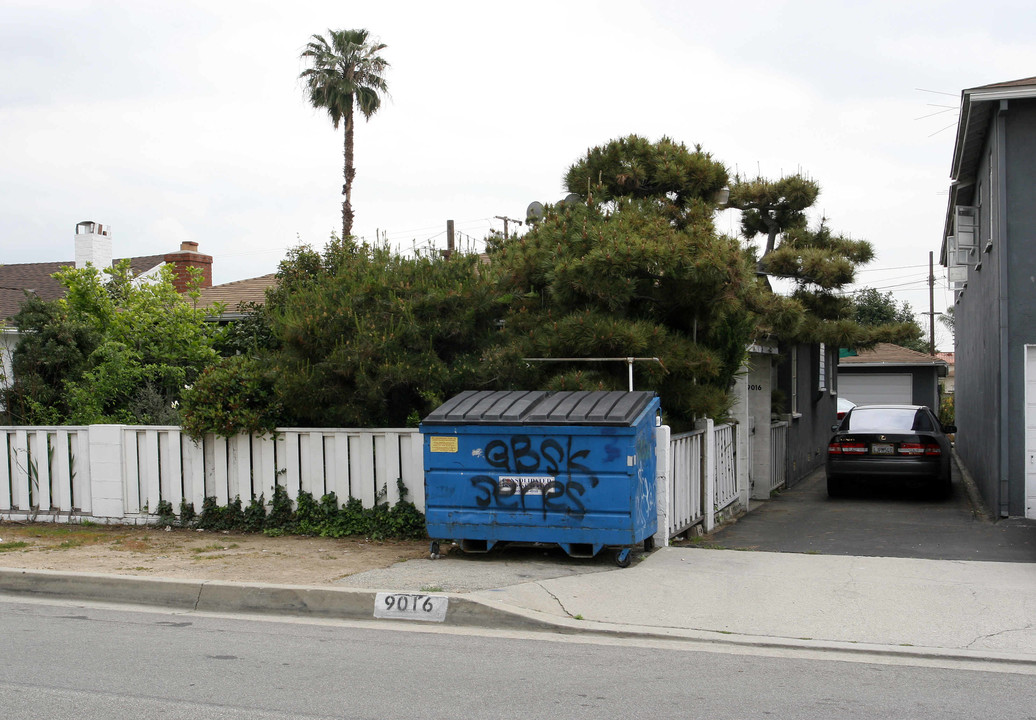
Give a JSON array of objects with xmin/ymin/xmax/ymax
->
[
  {"xmin": 0, "ymin": 541, "xmax": 30, "ymax": 552},
  {"xmin": 573, "ymin": 614, "xmax": 584, "ymax": 620},
  {"xmin": 420, "ymin": 585, "xmax": 444, "ymax": 593},
  {"xmin": 192, "ymin": 543, "xmax": 227, "ymax": 553}
]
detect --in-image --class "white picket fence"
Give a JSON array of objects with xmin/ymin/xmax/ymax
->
[
  {"xmin": 653, "ymin": 420, "xmax": 743, "ymax": 545},
  {"xmin": 2, "ymin": 422, "xmax": 744, "ymax": 543},
  {"xmin": 768, "ymin": 420, "xmax": 789, "ymax": 493},
  {"xmin": 0, "ymin": 425, "xmax": 423, "ymax": 524}
]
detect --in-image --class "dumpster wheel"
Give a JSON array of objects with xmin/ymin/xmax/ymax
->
[
  {"xmin": 615, "ymin": 547, "xmax": 632, "ymax": 568},
  {"xmin": 429, "ymin": 541, "xmax": 441, "ymax": 560}
]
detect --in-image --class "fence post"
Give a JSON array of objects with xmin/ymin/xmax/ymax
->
[
  {"xmin": 87, "ymin": 425, "xmax": 126, "ymax": 520},
  {"xmin": 696, "ymin": 418, "xmax": 716, "ymax": 532},
  {"xmin": 653, "ymin": 424, "xmax": 672, "ymax": 548},
  {"xmin": 736, "ymin": 421, "xmax": 750, "ymax": 512}
]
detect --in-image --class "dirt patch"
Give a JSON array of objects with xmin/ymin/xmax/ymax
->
[{"xmin": 0, "ymin": 522, "xmax": 429, "ymax": 586}]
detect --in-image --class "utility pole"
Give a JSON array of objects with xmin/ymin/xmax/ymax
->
[
  {"xmin": 925, "ymin": 251, "xmax": 936, "ymax": 355},
  {"xmin": 494, "ymin": 215, "xmax": 522, "ymax": 238},
  {"xmin": 445, "ymin": 219, "xmax": 455, "ymax": 258}
]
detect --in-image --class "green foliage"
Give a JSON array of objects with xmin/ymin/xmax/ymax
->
[
  {"xmin": 180, "ymin": 355, "xmax": 282, "ymax": 439},
  {"xmin": 300, "ymin": 28, "xmax": 390, "ymax": 238},
  {"xmin": 178, "ymin": 500, "xmax": 197, "ymax": 527},
  {"xmin": 488, "ymin": 136, "xmax": 758, "ymax": 426},
  {"xmin": 940, "ymin": 393, "xmax": 955, "ymax": 426},
  {"xmin": 213, "ymin": 302, "xmax": 277, "ymax": 357},
  {"xmin": 155, "ymin": 500, "xmax": 177, "ymax": 528},
  {"xmin": 266, "ymin": 237, "xmax": 502, "ymax": 427},
  {"xmin": 563, "ymin": 135, "xmax": 728, "ymax": 227},
  {"xmin": 3, "ymin": 262, "xmax": 217, "ymax": 425},
  {"xmin": 851, "ymin": 288, "xmax": 928, "ymax": 353},
  {"xmin": 729, "ymin": 173, "xmax": 908, "ymax": 350},
  {"xmin": 169, "ymin": 483, "xmax": 425, "ymax": 539}
]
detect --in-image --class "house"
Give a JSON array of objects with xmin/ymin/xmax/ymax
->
[
  {"xmin": 939, "ymin": 76, "xmax": 1036, "ymax": 519},
  {"xmin": 935, "ymin": 351, "xmax": 955, "ymax": 394},
  {"xmin": 774, "ymin": 341, "xmax": 840, "ymax": 487},
  {"xmin": 0, "ymin": 221, "xmax": 215, "ymax": 390},
  {"xmin": 838, "ymin": 343, "xmax": 947, "ymax": 411},
  {"xmin": 195, "ymin": 274, "xmax": 277, "ymax": 320},
  {"xmin": 728, "ymin": 340, "xmax": 838, "ymax": 503}
]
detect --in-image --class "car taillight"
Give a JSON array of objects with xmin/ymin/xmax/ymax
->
[
  {"xmin": 828, "ymin": 442, "xmax": 866, "ymax": 454},
  {"xmin": 837, "ymin": 411, "xmax": 847, "ymax": 420},
  {"xmin": 897, "ymin": 442, "xmax": 941, "ymax": 456}
]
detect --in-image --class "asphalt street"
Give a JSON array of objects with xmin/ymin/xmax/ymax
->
[
  {"xmin": 4, "ymin": 598, "xmax": 1035, "ymax": 720},
  {"xmin": 705, "ymin": 465, "xmax": 1036, "ymax": 562}
]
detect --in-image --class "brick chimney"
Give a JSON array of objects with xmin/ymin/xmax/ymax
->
[{"xmin": 164, "ymin": 241, "xmax": 213, "ymax": 292}]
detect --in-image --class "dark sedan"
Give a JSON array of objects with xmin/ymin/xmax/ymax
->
[{"xmin": 826, "ymin": 404, "xmax": 956, "ymax": 498}]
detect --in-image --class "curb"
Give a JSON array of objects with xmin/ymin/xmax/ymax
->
[
  {"xmin": 952, "ymin": 447, "xmax": 992, "ymax": 521},
  {"xmin": 0, "ymin": 567, "xmax": 565, "ymax": 632},
  {"xmin": 3, "ymin": 567, "xmax": 1036, "ymax": 671}
]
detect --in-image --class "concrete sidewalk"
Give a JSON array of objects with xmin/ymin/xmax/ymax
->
[{"xmin": 3, "ymin": 546, "xmax": 1034, "ymax": 667}]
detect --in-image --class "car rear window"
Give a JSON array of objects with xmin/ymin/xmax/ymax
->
[{"xmin": 845, "ymin": 407, "xmax": 934, "ymax": 432}]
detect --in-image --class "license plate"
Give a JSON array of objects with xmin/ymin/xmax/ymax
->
[
  {"xmin": 871, "ymin": 443, "xmax": 894, "ymax": 455},
  {"xmin": 374, "ymin": 592, "xmax": 448, "ymax": 622}
]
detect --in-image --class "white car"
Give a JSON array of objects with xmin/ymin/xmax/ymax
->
[{"xmin": 836, "ymin": 396, "xmax": 856, "ymax": 421}]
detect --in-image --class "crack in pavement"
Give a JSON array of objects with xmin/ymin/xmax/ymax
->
[
  {"xmin": 536, "ymin": 582, "xmax": 573, "ymax": 618},
  {"xmin": 965, "ymin": 622, "xmax": 1035, "ymax": 649}
]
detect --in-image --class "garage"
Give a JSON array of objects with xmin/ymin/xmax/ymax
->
[
  {"xmin": 840, "ymin": 373, "xmax": 913, "ymax": 405},
  {"xmin": 837, "ymin": 343, "xmax": 947, "ymax": 410}
]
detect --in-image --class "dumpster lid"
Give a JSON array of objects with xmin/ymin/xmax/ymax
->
[{"xmin": 421, "ymin": 390, "xmax": 657, "ymax": 426}]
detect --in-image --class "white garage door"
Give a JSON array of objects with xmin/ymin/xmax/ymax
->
[{"xmin": 839, "ymin": 373, "xmax": 913, "ymax": 406}]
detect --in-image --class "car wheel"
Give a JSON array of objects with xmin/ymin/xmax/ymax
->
[{"xmin": 827, "ymin": 475, "xmax": 845, "ymax": 498}]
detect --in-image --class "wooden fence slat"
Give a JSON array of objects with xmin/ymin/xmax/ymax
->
[
  {"xmin": 401, "ymin": 431, "xmax": 424, "ymax": 510},
  {"xmin": 230, "ymin": 434, "xmax": 252, "ymax": 502},
  {"xmin": 0, "ymin": 432, "xmax": 11, "ymax": 511},
  {"xmin": 350, "ymin": 434, "xmax": 376, "ymax": 506},
  {"xmin": 212, "ymin": 436, "xmax": 230, "ymax": 505},
  {"xmin": 284, "ymin": 432, "xmax": 301, "ymax": 502},
  {"xmin": 379, "ymin": 433, "xmax": 402, "ymax": 506},
  {"xmin": 256, "ymin": 435, "xmax": 275, "ymax": 505},
  {"xmin": 143, "ymin": 429, "xmax": 161, "ymax": 514},
  {"xmin": 53, "ymin": 430, "xmax": 72, "ymax": 512},
  {"xmin": 32, "ymin": 430, "xmax": 52, "ymax": 511},
  {"xmin": 327, "ymin": 433, "xmax": 350, "ymax": 501},
  {"xmin": 182, "ymin": 435, "xmax": 205, "ymax": 513}
]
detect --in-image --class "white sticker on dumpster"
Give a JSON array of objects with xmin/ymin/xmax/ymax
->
[
  {"xmin": 374, "ymin": 592, "xmax": 448, "ymax": 622},
  {"xmin": 498, "ymin": 476, "xmax": 557, "ymax": 495}
]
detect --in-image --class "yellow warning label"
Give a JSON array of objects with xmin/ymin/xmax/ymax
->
[{"xmin": 429, "ymin": 436, "xmax": 459, "ymax": 453}]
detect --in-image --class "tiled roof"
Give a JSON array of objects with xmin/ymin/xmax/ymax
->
[
  {"xmin": 972, "ymin": 76, "xmax": 1036, "ymax": 90},
  {"xmin": 195, "ymin": 274, "xmax": 277, "ymax": 313},
  {"xmin": 0, "ymin": 255, "xmax": 165, "ymax": 322},
  {"xmin": 839, "ymin": 343, "xmax": 948, "ymax": 367}
]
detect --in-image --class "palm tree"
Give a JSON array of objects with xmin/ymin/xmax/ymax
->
[{"xmin": 300, "ymin": 29, "xmax": 389, "ymax": 239}]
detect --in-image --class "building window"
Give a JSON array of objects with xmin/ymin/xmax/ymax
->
[
  {"xmin": 818, "ymin": 343, "xmax": 827, "ymax": 392},
  {"xmin": 791, "ymin": 346, "xmax": 799, "ymax": 415}
]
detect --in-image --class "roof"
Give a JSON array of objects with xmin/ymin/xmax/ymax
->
[
  {"xmin": 195, "ymin": 274, "xmax": 277, "ymax": 314},
  {"xmin": 838, "ymin": 343, "xmax": 948, "ymax": 368},
  {"xmin": 0, "ymin": 255, "xmax": 165, "ymax": 322},
  {"xmin": 941, "ymin": 76, "xmax": 1036, "ymax": 258}
]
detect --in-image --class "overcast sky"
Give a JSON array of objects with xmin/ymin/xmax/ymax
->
[{"xmin": 3, "ymin": 0, "xmax": 1033, "ymax": 349}]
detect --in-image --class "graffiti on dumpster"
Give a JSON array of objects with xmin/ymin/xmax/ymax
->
[{"xmin": 469, "ymin": 434, "xmax": 601, "ymax": 519}]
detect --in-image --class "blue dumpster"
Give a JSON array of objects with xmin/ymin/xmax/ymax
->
[{"xmin": 421, "ymin": 390, "xmax": 660, "ymax": 567}]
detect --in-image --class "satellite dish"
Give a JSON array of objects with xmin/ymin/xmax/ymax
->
[
  {"xmin": 562, "ymin": 193, "xmax": 582, "ymax": 207},
  {"xmin": 526, "ymin": 201, "xmax": 544, "ymax": 223}
]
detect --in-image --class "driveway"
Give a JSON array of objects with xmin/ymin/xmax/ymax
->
[{"xmin": 705, "ymin": 460, "xmax": 1036, "ymax": 562}]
